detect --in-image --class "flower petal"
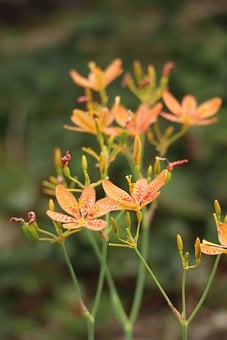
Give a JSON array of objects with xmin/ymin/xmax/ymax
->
[
  {"xmin": 160, "ymin": 112, "xmax": 182, "ymax": 123},
  {"xmin": 182, "ymin": 95, "xmax": 197, "ymax": 116},
  {"xmin": 196, "ymin": 98, "xmax": 222, "ymax": 118},
  {"xmin": 103, "ymin": 58, "xmax": 123, "ymax": 87},
  {"xmin": 46, "ymin": 210, "xmax": 76, "ymax": 224},
  {"xmin": 163, "ymin": 91, "xmax": 181, "ymax": 116},
  {"xmin": 70, "ymin": 69, "xmax": 91, "ymax": 88},
  {"xmin": 89, "ymin": 197, "xmax": 120, "ymax": 218},
  {"xmin": 56, "ymin": 185, "xmax": 79, "ymax": 217},
  {"xmin": 200, "ymin": 240, "xmax": 227, "ymax": 255},
  {"xmin": 86, "ymin": 219, "xmax": 107, "ymax": 231},
  {"xmin": 136, "ymin": 103, "xmax": 162, "ymax": 133},
  {"xmin": 143, "ymin": 169, "xmax": 168, "ymax": 204},
  {"xmin": 131, "ymin": 178, "xmax": 148, "ymax": 204},
  {"xmin": 217, "ymin": 222, "xmax": 227, "ymax": 246},
  {"xmin": 102, "ymin": 179, "xmax": 134, "ymax": 203},
  {"xmin": 70, "ymin": 110, "xmax": 96, "ymax": 134},
  {"xmin": 79, "ymin": 186, "xmax": 96, "ymax": 217}
]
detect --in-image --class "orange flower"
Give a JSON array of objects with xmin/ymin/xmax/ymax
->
[
  {"xmin": 161, "ymin": 91, "xmax": 222, "ymax": 126},
  {"xmin": 102, "ymin": 169, "xmax": 168, "ymax": 211},
  {"xmin": 64, "ymin": 97, "xmax": 123, "ymax": 135},
  {"xmin": 200, "ymin": 221, "xmax": 227, "ymax": 255},
  {"xmin": 70, "ymin": 59, "xmax": 123, "ymax": 91},
  {"xmin": 46, "ymin": 185, "xmax": 118, "ymax": 231},
  {"xmin": 114, "ymin": 102, "xmax": 162, "ymax": 136}
]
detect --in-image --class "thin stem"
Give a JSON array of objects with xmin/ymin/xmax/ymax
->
[
  {"xmin": 187, "ymin": 255, "xmax": 221, "ymax": 325},
  {"xmin": 181, "ymin": 268, "xmax": 188, "ymax": 340},
  {"xmin": 181, "ymin": 269, "xmax": 187, "ymax": 320},
  {"xmin": 91, "ymin": 238, "xmax": 108, "ymax": 319},
  {"xmin": 181, "ymin": 324, "xmax": 188, "ymax": 340},
  {"xmin": 129, "ymin": 203, "xmax": 157, "ymax": 326},
  {"xmin": 134, "ymin": 247, "xmax": 182, "ymax": 323},
  {"xmin": 86, "ymin": 230, "xmax": 130, "ymax": 329},
  {"xmin": 129, "ymin": 222, "xmax": 149, "ymax": 325},
  {"xmin": 60, "ymin": 242, "xmax": 94, "ymax": 324}
]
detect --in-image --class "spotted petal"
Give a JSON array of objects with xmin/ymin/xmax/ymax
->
[
  {"xmin": 102, "ymin": 180, "xmax": 133, "ymax": 203},
  {"xmin": 56, "ymin": 185, "xmax": 79, "ymax": 218},
  {"xmin": 86, "ymin": 219, "xmax": 107, "ymax": 231},
  {"xmin": 131, "ymin": 178, "xmax": 148, "ymax": 204},
  {"xmin": 46, "ymin": 210, "xmax": 76, "ymax": 224},
  {"xmin": 79, "ymin": 187, "xmax": 96, "ymax": 217},
  {"xmin": 200, "ymin": 240, "xmax": 227, "ymax": 255},
  {"xmin": 89, "ymin": 197, "xmax": 120, "ymax": 219},
  {"xmin": 143, "ymin": 169, "xmax": 168, "ymax": 204},
  {"xmin": 217, "ymin": 222, "xmax": 227, "ymax": 246}
]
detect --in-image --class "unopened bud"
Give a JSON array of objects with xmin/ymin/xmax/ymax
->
[
  {"xmin": 49, "ymin": 199, "xmax": 55, "ymax": 211},
  {"xmin": 214, "ymin": 200, "xmax": 221, "ymax": 220},
  {"xmin": 136, "ymin": 210, "xmax": 143, "ymax": 223},
  {"xmin": 99, "ymin": 151, "xmax": 106, "ymax": 175},
  {"xmin": 184, "ymin": 252, "xmax": 190, "ymax": 267},
  {"xmin": 111, "ymin": 217, "xmax": 118, "ymax": 235},
  {"xmin": 82, "ymin": 155, "xmax": 88, "ymax": 172},
  {"xmin": 133, "ymin": 134, "xmax": 142, "ymax": 165},
  {"xmin": 54, "ymin": 148, "xmax": 62, "ymax": 168},
  {"xmin": 63, "ymin": 166, "xmax": 71, "ymax": 178},
  {"xmin": 177, "ymin": 234, "xmax": 184, "ymax": 252},
  {"xmin": 126, "ymin": 212, "xmax": 131, "ymax": 228},
  {"xmin": 154, "ymin": 157, "xmax": 160, "ymax": 176},
  {"xmin": 194, "ymin": 237, "xmax": 201, "ymax": 263},
  {"xmin": 147, "ymin": 165, "xmax": 152, "ymax": 180}
]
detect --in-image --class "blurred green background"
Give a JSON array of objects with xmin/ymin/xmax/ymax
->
[{"xmin": 1, "ymin": 0, "xmax": 227, "ymax": 339}]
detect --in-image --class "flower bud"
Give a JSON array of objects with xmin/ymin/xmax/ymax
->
[
  {"xmin": 49, "ymin": 199, "xmax": 55, "ymax": 212},
  {"xmin": 63, "ymin": 166, "xmax": 71, "ymax": 178},
  {"xmin": 111, "ymin": 217, "xmax": 118, "ymax": 235},
  {"xmin": 154, "ymin": 157, "xmax": 160, "ymax": 176},
  {"xmin": 136, "ymin": 210, "xmax": 143, "ymax": 223},
  {"xmin": 54, "ymin": 148, "xmax": 62, "ymax": 168},
  {"xmin": 126, "ymin": 212, "xmax": 131, "ymax": 228},
  {"xmin": 214, "ymin": 200, "xmax": 221, "ymax": 221},
  {"xmin": 99, "ymin": 151, "xmax": 107, "ymax": 175},
  {"xmin": 133, "ymin": 134, "xmax": 141, "ymax": 166},
  {"xmin": 194, "ymin": 237, "xmax": 201, "ymax": 263},
  {"xmin": 177, "ymin": 234, "xmax": 184, "ymax": 252},
  {"xmin": 82, "ymin": 155, "xmax": 88, "ymax": 172}
]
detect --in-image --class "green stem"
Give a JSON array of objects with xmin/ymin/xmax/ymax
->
[
  {"xmin": 129, "ymin": 204, "xmax": 157, "ymax": 326},
  {"xmin": 129, "ymin": 222, "xmax": 148, "ymax": 326},
  {"xmin": 181, "ymin": 269, "xmax": 187, "ymax": 320},
  {"xmin": 187, "ymin": 255, "xmax": 221, "ymax": 325},
  {"xmin": 86, "ymin": 231, "xmax": 130, "ymax": 331},
  {"xmin": 181, "ymin": 324, "xmax": 188, "ymax": 340},
  {"xmin": 134, "ymin": 247, "xmax": 182, "ymax": 323},
  {"xmin": 181, "ymin": 268, "xmax": 188, "ymax": 340},
  {"xmin": 91, "ymin": 238, "xmax": 108, "ymax": 319},
  {"xmin": 60, "ymin": 242, "xmax": 94, "ymax": 329}
]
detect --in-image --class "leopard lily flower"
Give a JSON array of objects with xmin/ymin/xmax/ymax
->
[
  {"xmin": 64, "ymin": 97, "xmax": 123, "ymax": 136},
  {"xmin": 46, "ymin": 185, "xmax": 118, "ymax": 231},
  {"xmin": 114, "ymin": 102, "xmax": 162, "ymax": 136},
  {"xmin": 102, "ymin": 169, "xmax": 168, "ymax": 211},
  {"xmin": 70, "ymin": 59, "xmax": 123, "ymax": 91},
  {"xmin": 161, "ymin": 91, "xmax": 222, "ymax": 126}
]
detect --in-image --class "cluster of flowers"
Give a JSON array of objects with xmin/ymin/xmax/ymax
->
[{"xmin": 11, "ymin": 58, "xmax": 225, "ymax": 254}]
